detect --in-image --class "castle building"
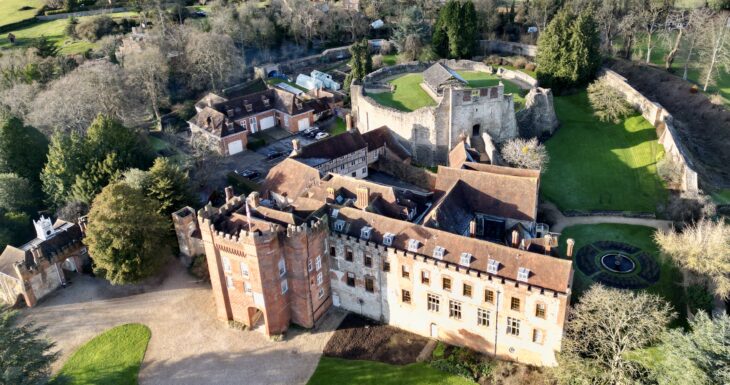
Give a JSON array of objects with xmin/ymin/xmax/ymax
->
[
  {"xmin": 174, "ymin": 135, "xmax": 574, "ymax": 367},
  {"xmin": 0, "ymin": 216, "xmax": 88, "ymax": 307}
]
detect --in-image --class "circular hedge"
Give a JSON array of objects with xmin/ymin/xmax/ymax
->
[{"xmin": 575, "ymin": 241, "xmax": 660, "ymax": 290}]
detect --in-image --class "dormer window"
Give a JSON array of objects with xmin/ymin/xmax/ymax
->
[
  {"xmin": 487, "ymin": 259, "xmax": 499, "ymax": 274},
  {"xmin": 331, "ymin": 208, "xmax": 339, "ymax": 218},
  {"xmin": 360, "ymin": 226, "xmax": 372, "ymax": 240},
  {"xmin": 226, "ymin": 109, "xmax": 234, "ymax": 117},
  {"xmin": 334, "ymin": 219, "xmax": 346, "ymax": 232},
  {"xmin": 245, "ymin": 103, "xmax": 253, "ymax": 112},
  {"xmin": 262, "ymin": 97, "xmax": 270, "ymax": 107},
  {"xmin": 517, "ymin": 267, "xmax": 530, "ymax": 282},
  {"xmin": 407, "ymin": 239, "xmax": 419, "ymax": 252},
  {"xmin": 460, "ymin": 252, "xmax": 472, "ymax": 267},
  {"xmin": 433, "ymin": 246, "xmax": 445, "ymax": 260},
  {"xmin": 383, "ymin": 233, "xmax": 395, "ymax": 246}
]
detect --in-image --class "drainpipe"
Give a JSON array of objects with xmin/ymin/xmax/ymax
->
[{"xmin": 493, "ymin": 290, "xmax": 501, "ymax": 357}]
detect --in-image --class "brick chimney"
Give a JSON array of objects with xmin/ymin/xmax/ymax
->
[
  {"xmin": 511, "ymin": 230, "xmax": 520, "ymax": 247},
  {"xmin": 224, "ymin": 186, "xmax": 234, "ymax": 202},
  {"xmin": 544, "ymin": 234, "xmax": 553, "ymax": 255},
  {"xmin": 566, "ymin": 238, "xmax": 575, "ymax": 258},
  {"xmin": 469, "ymin": 219, "xmax": 477, "ymax": 238},
  {"xmin": 326, "ymin": 187, "xmax": 336, "ymax": 203},
  {"xmin": 356, "ymin": 186, "xmax": 370, "ymax": 209},
  {"xmin": 345, "ymin": 113, "xmax": 353, "ymax": 131}
]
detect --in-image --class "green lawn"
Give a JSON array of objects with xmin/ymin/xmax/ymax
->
[
  {"xmin": 54, "ymin": 323, "xmax": 151, "ymax": 385},
  {"xmin": 368, "ymin": 73, "xmax": 437, "ymax": 112},
  {"xmin": 330, "ymin": 116, "xmax": 347, "ymax": 136},
  {"xmin": 457, "ymin": 70, "xmax": 527, "ymax": 110},
  {"xmin": 0, "ymin": 12, "xmax": 139, "ymax": 55},
  {"xmin": 307, "ymin": 357, "xmax": 475, "ymax": 385},
  {"xmin": 0, "ymin": 0, "xmax": 44, "ymax": 28},
  {"xmin": 541, "ymin": 91, "xmax": 667, "ymax": 214},
  {"xmin": 559, "ymin": 224, "xmax": 687, "ymax": 327},
  {"xmin": 381, "ymin": 54, "xmax": 397, "ymax": 66},
  {"xmin": 266, "ymin": 77, "xmax": 309, "ymax": 92},
  {"xmin": 711, "ymin": 189, "xmax": 730, "ymax": 205}
]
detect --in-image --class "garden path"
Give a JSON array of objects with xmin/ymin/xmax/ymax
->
[{"xmin": 542, "ymin": 202, "xmax": 673, "ymax": 233}]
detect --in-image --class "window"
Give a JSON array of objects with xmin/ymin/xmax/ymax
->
[
  {"xmin": 421, "ymin": 271, "xmax": 430, "ymax": 285},
  {"xmin": 240, "ymin": 262, "xmax": 249, "ymax": 278},
  {"xmin": 506, "ymin": 317, "xmax": 520, "ymax": 336},
  {"xmin": 487, "ymin": 259, "xmax": 499, "ymax": 274},
  {"xmin": 364, "ymin": 254, "xmax": 372, "ymax": 268},
  {"xmin": 281, "ymin": 279, "xmax": 288, "ymax": 294},
  {"xmin": 407, "ymin": 239, "xmax": 420, "ymax": 252},
  {"xmin": 485, "ymin": 289, "xmax": 495, "ymax": 304},
  {"xmin": 463, "ymin": 283, "xmax": 472, "ymax": 297},
  {"xmin": 330, "ymin": 246, "xmax": 336, "ymax": 256},
  {"xmin": 332, "ymin": 208, "xmax": 339, "ymax": 218},
  {"xmin": 318, "ymin": 287, "xmax": 325, "ymax": 299},
  {"xmin": 346, "ymin": 249, "xmax": 353, "ymax": 262},
  {"xmin": 244, "ymin": 282, "xmax": 252, "ymax": 295},
  {"xmin": 222, "ymin": 257, "xmax": 231, "ymax": 272},
  {"xmin": 401, "ymin": 265, "xmax": 410, "ymax": 279},
  {"xmin": 226, "ymin": 276, "xmax": 234, "ymax": 289},
  {"xmin": 383, "ymin": 233, "xmax": 395, "ymax": 246},
  {"xmin": 477, "ymin": 308, "xmax": 490, "ymax": 327},
  {"xmin": 427, "ymin": 294, "xmax": 440, "ymax": 312},
  {"xmin": 510, "ymin": 297, "xmax": 521, "ymax": 311},
  {"xmin": 460, "ymin": 252, "xmax": 472, "ymax": 267},
  {"xmin": 533, "ymin": 329, "xmax": 543, "ymax": 344},
  {"xmin": 365, "ymin": 276, "xmax": 374, "ymax": 292},
  {"xmin": 317, "ymin": 272, "xmax": 323, "ymax": 286},
  {"xmin": 433, "ymin": 246, "xmax": 445, "ymax": 259},
  {"xmin": 535, "ymin": 303, "xmax": 546, "ymax": 318},
  {"xmin": 402, "ymin": 289, "xmax": 411, "ymax": 303},
  {"xmin": 278, "ymin": 258, "xmax": 287, "ymax": 277},
  {"xmin": 442, "ymin": 277, "xmax": 452, "ymax": 291},
  {"xmin": 307, "ymin": 259, "xmax": 313, "ymax": 272},
  {"xmin": 517, "ymin": 267, "xmax": 530, "ymax": 282},
  {"xmin": 383, "ymin": 260, "xmax": 390, "ymax": 272},
  {"xmin": 316, "ymin": 255, "xmax": 322, "ymax": 270},
  {"xmin": 334, "ymin": 220, "xmax": 346, "ymax": 232},
  {"xmin": 346, "ymin": 272, "xmax": 355, "ymax": 287},
  {"xmin": 449, "ymin": 300, "xmax": 462, "ymax": 319},
  {"xmin": 360, "ymin": 226, "xmax": 372, "ymax": 240}
]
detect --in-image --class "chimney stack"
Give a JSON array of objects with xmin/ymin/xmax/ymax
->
[
  {"xmin": 292, "ymin": 139, "xmax": 300, "ymax": 153},
  {"xmin": 249, "ymin": 191, "xmax": 261, "ymax": 208},
  {"xmin": 345, "ymin": 113, "xmax": 353, "ymax": 130},
  {"xmin": 326, "ymin": 187, "xmax": 336, "ymax": 203},
  {"xmin": 566, "ymin": 238, "xmax": 575, "ymax": 258},
  {"xmin": 224, "ymin": 186, "xmax": 234, "ymax": 202},
  {"xmin": 511, "ymin": 230, "xmax": 520, "ymax": 247},
  {"xmin": 469, "ymin": 219, "xmax": 477, "ymax": 238},
  {"xmin": 544, "ymin": 234, "xmax": 553, "ymax": 255},
  {"xmin": 356, "ymin": 186, "xmax": 370, "ymax": 209}
]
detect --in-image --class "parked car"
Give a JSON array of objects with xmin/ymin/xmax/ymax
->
[
  {"xmin": 315, "ymin": 132, "xmax": 330, "ymax": 140},
  {"xmin": 306, "ymin": 129, "xmax": 320, "ymax": 138},
  {"xmin": 237, "ymin": 169, "xmax": 260, "ymax": 180},
  {"xmin": 302, "ymin": 126, "xmax": 319, "ymax": 135},
  {"xmin": 266, "ymin": 150, "xmax": 285, "ymax": 160}
]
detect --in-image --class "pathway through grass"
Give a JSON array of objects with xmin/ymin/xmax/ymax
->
[
  {"xmin": 54, "ymin": 323, "xmax": 151, "ymax": 385},
  {"xmin": 307, "ymin": 357, "xmax": 475, "ymax": 385},
  {"xmin": 541, "ymin": 91, "xmax": 667, "ymax": 213}
]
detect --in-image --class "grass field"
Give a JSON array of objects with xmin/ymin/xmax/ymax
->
[
  {"xmin": 307, "ymin": 357, "xmax": 475, "ymax": 385},
  {"xmin": 558, "ymin": 224, "xmax": 687, "ymax": 327},
  {"xmin": 541, "ymin": 91, "xmax": 667, "ymax": 214},
  {"xmin": 0, "ymin": 0, "xmax": 44, "ymax": 28},
  {"xmin": 0, "ymin": 12, "xmax": 139, "ymax": 55},
  {"xmin": 457, "ymin": 70, "xmax": 527, "ymax": 110},
  {"xmin": 54, "ymin": 323, "xmax": 151, "ymax": 385},
  {"xmin": 368, "ymin": 73, "xmax": 437, "ymax": 112}
]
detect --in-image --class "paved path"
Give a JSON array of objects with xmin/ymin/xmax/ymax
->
[
  {"xmin": 541, "ymin": 202, "xmax": 673, "ymax": 233},
  {"xmin": 21, "ymin": 263, "xmax": 345, "ymax": 385}
]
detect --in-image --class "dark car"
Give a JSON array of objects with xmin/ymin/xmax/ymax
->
[
  {"xmin": 238, "ymin": 169, "xmax": 260, "ymax": 179},
  {"xmin": 266, "ymin": 150, "xmax": 285, "ymax": 160}
]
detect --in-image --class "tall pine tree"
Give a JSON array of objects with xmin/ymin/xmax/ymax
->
[
  {"xmin": 433, "ymin": 0, "xmax": 478, "ymax": 59},
  {"xmin": 0, "ymin": 307, "xmax": 58, "ymax": 385}
]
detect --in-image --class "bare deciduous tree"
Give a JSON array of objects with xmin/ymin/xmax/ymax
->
[
  {"xmin": 655, "ymin": 219, "xmax": 730, "ymax": 300},
  {"xmin": 123, "ymin": 45, "xmax": 169, "ymax": 124},
  {"xmin": 555, "ymin": 285, "xmax": 675, "ymax": 385},
  {"xmin": 640, "ymin": 2, "xmax": 667, "ymax": 64},
  {"xmin": 184, "ymin": 31, "xmax": 243, "ymax": 92},
  {"xmin": 500, "ymin": 137, "xmax": 549, "ymax": 171},
  {"xmin": 699, "ymin": 12, "xmax": 730, "ymax": 91}
]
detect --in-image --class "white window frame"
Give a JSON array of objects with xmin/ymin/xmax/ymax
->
[
  {"xmin": 240, "ymin": 262, "xmax": 249, "ymax": 278},
  {"xmin": 334, "ymin": 220, "xmax": 346, "ymax": 232},
  {"xmin": 478, "ymin": 308, "xmax": 490, "ymax": 327},
  {"xmin": 244, "ymin": 282, "xmax": 252, "ymax": 295},
  {"xmin": 317, "ymin": 271, "xmax": 323, "ymax": 286},
  {"xmin": 360, "ymin": 226, "xmax": 372, "ymax": 240},
  {"xmin": 506, "ymin": 317, "xmax": 521, "ymax": 336},
  {"xmin": 226, "ymin": 275, "xmax": 234, "ymax": 289},
  {"xmin": 517, "ymin": 267, "xmax": 530, "ymax": 282},
  {"xmin": 433, "ymin": 246, "xmax": 445, "ymax": 260},
  {"xmin": 307, "ymin": 259, "xmax": 313, "ymax": 272},
  {"xmin": 222, "ymin": 257, "xmax": 231, "ymax": 273},
  {"xmin": 383, "ymin": 233, "xmax": 395, "ymax": 246},
  {"xmin": 318, "ymin": 287, "xmax": 325, "ymax": 299},
  {"xmin": 460, "ymin": 252, "xmax": 472, "ymax": 267},
  {"xmin": 281, "ymin": 279, "xmax": 288, "ymax": 294},
  {"xmin": 315, "ymin": 255, "xmax": 322, "ymax": 270},
  {"xmin": 407, "ymin": 239, "xmax": 419, "ymax": 252},
  {"xmin": 487, "ymin": 259, "xmax": 499, "ymax": 274},
  {"xmin": 278, "ymin": 258, "xmax": 287, "ymax": 277},
  {"xmin": 533, "ymin": 329, "xmax": 544, "ymax": 344}
]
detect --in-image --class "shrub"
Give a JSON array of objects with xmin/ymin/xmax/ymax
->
[
  {"xmin": 429, "ymin": 345, "xmax": 495, "ymax": 382},
  {"xmin": 372, "ymin": 54, "xmax": 383, "ymax": 69},
  {"xmin": 525, "ymin": 62, "xmax": 537, "ymax": 72},
  {"xmin": 687, "ymin": 284, "xmax": 714, "ymax": 314},
  {"xmin": 657, "ymin": 156, "xmax": 684, "ymax": 188},
  {"xmin": 227, "ymin": 320, "xmax": 246, "ymax": 330},
  {"xmin": 501, "ymin": 137, "xmax": 549, "ymax": 171},
  {"xmin": 75, "ymin": 16, "xmax": 117, "ymax": 42},
  {"xmin": 246, "ymin": 137, "xmax": 266, "ymax": 151},
  {"xmin": 587, "ymin": 79, "xmax": 634, "ymax": 123},
  {"xmin": 484, "ymin": 54, "xmax": 502, "ymax": 66},
  {"xmin": 513, "ymin": 56, "xmax": 528, "ymax": 69}
]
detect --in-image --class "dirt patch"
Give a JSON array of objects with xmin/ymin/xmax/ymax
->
[
  {"xmin": 607, "ymin": 59, "xmax": 730, "ymax": 188},
  {"xmin": 323, "ymin": 313, "xmax": 429, "ymax": 365}
]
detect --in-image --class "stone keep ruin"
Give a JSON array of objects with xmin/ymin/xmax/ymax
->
[{"xmin": 351, "ymin": 60, "xmax": 558, "ymax": 166}]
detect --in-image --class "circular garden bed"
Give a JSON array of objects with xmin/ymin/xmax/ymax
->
[{"xmin": 575, "ymin": 241, "xmax": 660, "ymax": 290}]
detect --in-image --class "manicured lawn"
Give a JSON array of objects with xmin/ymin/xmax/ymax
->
[
  {"xmin": 559, "ymin": 224, "xmax": 687, "ymax": 327},
  {"xmin": 368, "ymin": 73, "xmax": 437, "ymax": 112},
  {"xmin": 307, "ymin": 357, "xmax": 475, "ymax": 385},
  {"xmin": 381, "ymin": 54, "xmax": 397, "ymax": 66},
  {"xmin": 266, "ymin": 77, "xmax": 308, "ymax": 92},
  {"xmin": 330, "ymin": 117, "xmax": 347, "ymax": 136},
  {"xmin": 541, "ymin": 91, "xmax": 667, "ymax": 214},
  {"xmin": 0, "ymin": 0, "xmax": 44, "ymax": 28},
  {"xmin": 0, "ymin": 12, "xmax": 139, "ymax": 55},
  {"xmin": 711, "ymin": 189, "xmax": 730, "ymax": 205},
  {"xmin": 54, "ymin": 323, "xmax": 151, "ymax": 385},
  {"xmin": 457, "ymin": 70, "xmax": 527, "ymax": 110}
]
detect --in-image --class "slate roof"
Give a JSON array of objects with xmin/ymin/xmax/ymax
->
[
  {"xmin": 0, "ymin": 220, "xmax": 83, "ymax": 276},
  {"xmin": 448, "ymin": 141, "xmax": 480, "ymax": 168},
  {"xmin": 361, "ymin": 126, "xmax": 412, "ymax": 161},
  {"xmin": 214, "ymin": 89, "xmax": 315, "ymax": 121},
  {"xmin": 291, "ymin": 130, "xmax": 367, "ymax": 167},
  {"xmin": 423, "ymin": 62, "xmax": 467, "ymax": 92},
  {"xmin": 189, "ymin": 107, "xmax": 245, "ymax": 138},
  {"xmin": 330, "ymin": 206, "xmax": 573, "ymax": 293}
]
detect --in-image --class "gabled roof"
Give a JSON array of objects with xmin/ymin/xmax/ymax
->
[
  {"xmin": 0, "ymin": 219, "xmax": 83, "ymax": 276},
  {"xmin": 361, "ymin": 126, "xmax": 411, "ymax": 161},
  {"xmin": 291, "ymin": 130, "xmax": 367, "ymax": 167},
  {"xmin": 188, "ymin": 107, "xmax": 245, "ymax": 138},
  {"xmin": 423, "ymin": 62, "xmax": 467, "ymax": 91},
  {"xmin": 330, "ymin": 207, "xmax": 572, "ymax": 293},
  {"xmin": 260, "ymin": 158, "xmax": 322, "ymax": 200}
]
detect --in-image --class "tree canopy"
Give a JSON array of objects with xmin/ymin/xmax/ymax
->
[
  {"xmin": 0, "ymin": 117, "xmax": 48, "ymax": 187},
  {"xmin": 433, "ymin": 0, "xmax": 478, "ymax": 59},
  {"xmin": 85, "ymin": 182, "xmax": 170, "ymax": 285},
  {"xmin": 0, "ymin": 306, "xmax": 58, "ymax": 385},
  {"xmin": 344, "ymin": 40, "xmax": 373, "ymax": 90}
]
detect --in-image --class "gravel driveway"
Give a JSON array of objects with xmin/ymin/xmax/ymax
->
[{"xmin": 20, "ymin": 263, "xmax": 344, "ymax": 385}]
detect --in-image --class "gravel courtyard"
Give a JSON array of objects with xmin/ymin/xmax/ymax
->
[{"xmin": 20, "ymin": 262, "xmax": 345, "ymax": 385}]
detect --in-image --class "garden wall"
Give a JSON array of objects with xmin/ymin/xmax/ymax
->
[
  {"xmin": 478, "ymin": 40, "xmax": 538, "ymax": 58},
  {"xmin": 37, "ymin": 7, "xmax": 128, "ymax": 20},
  {"xmin": 599, "ymin": 69, "xmax": 699, "ymax": 192},
  {"xmin": 496, "ymin": 67, "xmax": 538, "ymax": 88}
]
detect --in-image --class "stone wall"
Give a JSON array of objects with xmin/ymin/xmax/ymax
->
[
  {"xmin": 478, "ymin": 40, "xmax": 538, "ymax": 58},
  {"xmin": 599, "ymin": 69, "xmax": 699, "ymax": 192},
  {"xmin": 496, "ymin": 67, "xmax": 539, "ymax": 88}
]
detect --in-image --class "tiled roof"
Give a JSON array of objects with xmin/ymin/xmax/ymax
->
[
  {"xmin": 292, "ymin": 130, "xmax": 367, "ymax": 166},
  {"xmin": 361, "ymin": 126, "xmax": 411, "ymax": 161},
  {"xmin": 189, "ymin": 107, "xmax": 245, "ymax": 138},
  {"xmin": 0, "ymin": 220, "xmax": 83, "ymax": 276},
  {"xmin": 330, "ymin": 206, "xmax": 572, "ymax": 293},
  {"xmin": 423, "ymin": 62, "xmax": 467, "ymax": 91},
  {"xmin": 260, "ymin": 158, "xmax": 322, "ymax": 200}
]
